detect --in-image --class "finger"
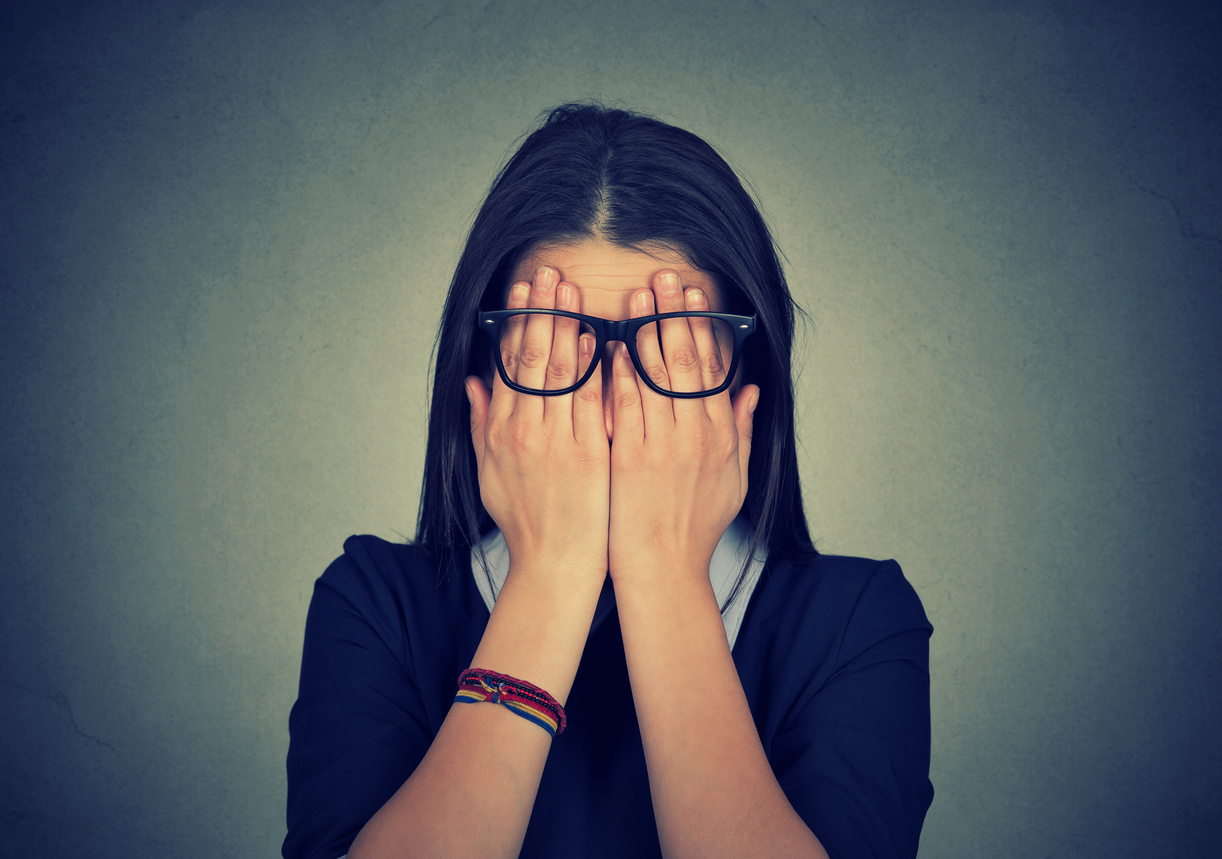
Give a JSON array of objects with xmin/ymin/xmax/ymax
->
[
  {"xmin": 610, "ymin": 342, "xmax": 644, "ymax": 447},
  {"xmin": 683, "ymin": 287, "xmax": 728, "ymax": 395},
  {"xmin": 499, "ymin": 281, "xmax": 531, "ymax": 386},
  {"xmin": 516, "ymin": 266, "xmax": 558, "ymax": 414},
  {"xmin": 654, "ymin": 271, "xmax": 703, "ymax": 395},
  {"xmin": 489, "ymin": 281, "xmax": 529, "ymax": 424},
  {"xmin": 572, "ymin": 332, "xmax": 606, "ymax": 447},
  {"xmin": 631, "ymin": 288, "xmax": 668, "ymax": 390},
  {"xmin": 629, "ymin": 287, "xmax": 675, "ymax": 431},
  {"xmin": 682, "ymin": 286, "xmax": 736, "ymax": 426},
  {"xmin": 465, "ymin": 375, "xmax": 492, "ymax": 472},
  {"xmin": 545, "ymin": 282, "xmax": 581, "ymax": 393},
  {"xmin": 732, "ymin": 384, "xmax": 760, "ymax": 492}
]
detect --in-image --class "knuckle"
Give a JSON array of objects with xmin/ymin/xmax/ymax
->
[
  {"xmin": 668, "ymin": 346, "xmax": 698, "ymax": 370},
  {"xmin": 718, "ymin": 435, "xmax": 737, "ymax": 459},
  {"xmin": 518, "ymin": 344, "xmax": 548, "ymax": 368},
  {"xmin": 617, "ymin": 391, "xmax": 640, "ymax": 410},
  {"xmin": 642, "ymin": 362, "xmax": 669, "ymax": 385},
  {"xmin": 545, "ymin": 359, "xmax": 574, "ymax": 381},
  {"xmin": 716, "ymin": 427, "xmax": 739, "ymax": 458},
  {"xmin": 508, "ymin": 421, "xmax": 536, "ymax": 450},
  {"xmin": 701, "ymin": 352, "xmax": 724, "ymax": 374},
  {"xmin": 689, "ymin": 425, "xmax": 711, "ymax": 452},
  {"xmin": 500, "ymin": 349, "xmax": 518, "ymax": 373}
]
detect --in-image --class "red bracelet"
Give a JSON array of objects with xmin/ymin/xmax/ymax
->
[{"xmin": 454, "ymin": 668, "xmax": 567, "ymax": 736}]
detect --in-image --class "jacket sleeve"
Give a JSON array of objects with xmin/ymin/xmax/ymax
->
[
  {"xmin": 770, "ymin": 560, "xmax": 934, "ymax": 859},
  {"xmin": 283, "ymin": 538, "xmax": 435, "ymax": 859}
]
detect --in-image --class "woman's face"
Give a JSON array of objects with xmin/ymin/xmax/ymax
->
[{"xmin": 502, "ymin": 236, "xmax": 739, "ymax": 439}]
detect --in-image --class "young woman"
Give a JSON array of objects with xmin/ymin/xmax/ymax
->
[{"xmin": 284, "ymin": 104, "xmax": 933, "ymax": 859}]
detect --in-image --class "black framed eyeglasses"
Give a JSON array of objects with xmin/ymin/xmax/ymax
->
[{"xmin": 476, "ymin": 308, "xmax": 756, "ymax": 399}]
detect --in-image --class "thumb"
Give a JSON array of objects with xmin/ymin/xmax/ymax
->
[
  {"xmin": 732, "ymin": 384, "xmax": 760, "ymax": 489},
  {"xmin": 465, "ymin": 376, "xmax": 491, "ymax": 468}
]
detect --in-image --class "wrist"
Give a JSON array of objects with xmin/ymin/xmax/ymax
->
[
  {"xmin": 613, "ymin": 573, "xmax": 730, "ymax": 664},
  {"xmin": 609, "ymin": 556, "xmax": 714, "ymax": 597},
  {"xmin": 499, "ymin": 530, "xmax": 607, "ymax": 582},
  {"xmin": 608, "ymin": 533, "xmax": 713, "ymax": 577},
  {"xmin": 506, "ymin": 553, "xmax": 607, "ymax": 592},
  {"xmin": 473, "ymin": 559, "xmax": 606, "ymax": 703}
]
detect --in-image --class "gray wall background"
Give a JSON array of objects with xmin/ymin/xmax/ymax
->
[{"xmin": 2, "ymin": 0, "xmax": 1219, "ymax": 856}]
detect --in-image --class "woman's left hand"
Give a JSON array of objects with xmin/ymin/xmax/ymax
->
[
  {"xmin": 607, "ymin": 270, "xmax": 760, "ymax": 586},
  {"xmin": 607, "ymin": 272, "xmax": 827, "ymax": 859}
]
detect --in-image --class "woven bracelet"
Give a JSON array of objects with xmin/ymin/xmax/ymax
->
[{"xmin": 454, "ymin": 668, "xmax": 567, "ymax": 737}]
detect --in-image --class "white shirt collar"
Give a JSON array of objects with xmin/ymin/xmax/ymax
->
[{"xmin": 470, "ymin": 517, "xmax": 767, "ymax": 651}]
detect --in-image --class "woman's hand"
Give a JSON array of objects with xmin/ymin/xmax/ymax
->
[
  {"xmin": 466, "ymin": 266, "xmax": 610, "ymax": 581},
  {"xmin": 607, "ymin": 273, "xmax": 824, "ymax": 858},
  {"xmin": 607, "ymin": 270, "xmax": 760, "ymax": 585},
  {"xmin": 356, "ymin": 270, "xmax": 612, "ymax": 859}
]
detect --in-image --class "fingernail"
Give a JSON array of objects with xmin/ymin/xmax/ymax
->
[
  {"xmin": 749, "ymin": 390, "xmax": 760, "ymax": 415},
  {"xmin": 558, "ymin": 283, "xmax": 573, "ymax": 309},
  {"xmin": 511, "ymin": 283, "xmax": 529, "ymax": 304},
  {"xmin": 686, "ymin": 288, "xmax": 705, "ymax": 309},
  {"xmin": 536, "ymin": 266, "xmax": 554, "ymax": 287},
  {"xmin": 634, "ymin": 292, "xmax": 651, "ymax": 313},
  {"xmin": 580, "ymin": 333, "xmax": 594, "ymax": 358},
  {"xmin": 464, "ymin": 380, "xmax": 474, "ymax": 406},
  {"xmin": 659, "ymin": 272, "xmax": 680, "ymax": 293}
]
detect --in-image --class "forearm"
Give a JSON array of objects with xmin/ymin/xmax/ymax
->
[
  {"xmin": 615, "ymin": 570, "xmax": 829, "ymax": 859},
  {"xmin": 349, "ymin": 565, "xmax": 603, "ymax": 859}
]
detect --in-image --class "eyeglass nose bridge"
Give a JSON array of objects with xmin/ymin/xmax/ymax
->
[{"xmin": 598, "ymin": 318, "xmax": 634, "ymax": 343}]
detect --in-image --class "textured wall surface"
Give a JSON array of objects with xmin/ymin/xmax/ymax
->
[{"xmin": 2, "ymin": 1, "xmax": 1219, "ymax": 856}]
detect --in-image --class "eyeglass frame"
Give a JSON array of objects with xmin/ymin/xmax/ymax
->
[{"xmin": 476, "ymin": 308, "xmax": 757, "ymax": 399}]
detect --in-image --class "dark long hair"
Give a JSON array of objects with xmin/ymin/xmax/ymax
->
[{"xmin": 416, "ymin": 103, "xmax": 815, "ymax": 574}]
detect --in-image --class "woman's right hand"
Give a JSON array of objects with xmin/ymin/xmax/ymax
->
[
  {"xmin": 353, "ymin": 271, "xmax": 608, "ymax": 859},
  {"xmin": 465, "ymin": 266, "xmax": 610, "ymax": 580}
]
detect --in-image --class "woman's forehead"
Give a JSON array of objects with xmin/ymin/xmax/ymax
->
[{"xmin": 508, "ymin": 236, "xmax": 724, "ymax": 316}]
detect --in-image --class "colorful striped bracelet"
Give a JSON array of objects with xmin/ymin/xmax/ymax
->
[{"xmin": 454, "ymin": 668, "xmax": 567, "ymax": 737}]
